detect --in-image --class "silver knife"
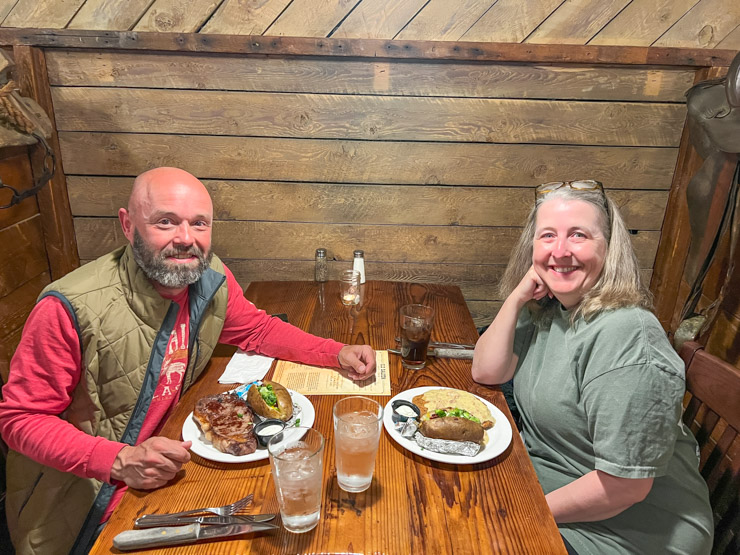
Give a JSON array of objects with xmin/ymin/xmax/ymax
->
[
  {"xmin": 395, "ymin": 337, "xmax": 475, "ymax": 349},
  {"xmin": 113, "ymin": 522, "xmax": 278, "ymax": 551},
  {"xmin": 388, "ymin": 348, "xmax": 474, "ymax": 359},
  {"xmin": 134, "ymin": 514, "xmax": 276, "ymax": 528}
]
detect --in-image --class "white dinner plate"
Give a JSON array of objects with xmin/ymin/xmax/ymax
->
[
  {"xmin": 182, "ymin": 389, "xmax": 315, "ymax": 463},
  {"xmin": 383, "ymin": 386, "xmax": 513, "ymax": 465}
]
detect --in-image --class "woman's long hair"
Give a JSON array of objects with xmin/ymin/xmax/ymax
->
[{"xmin": 498, "ymin": 187, "xmax": 653, "ymax": 324}]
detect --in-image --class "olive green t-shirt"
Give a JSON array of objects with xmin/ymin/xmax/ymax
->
[{"xmin": 513, "ymin": 306, "xmax": 713, "ymax": 555}]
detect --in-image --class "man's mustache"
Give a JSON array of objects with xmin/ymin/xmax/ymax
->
[{"xmin": 160, "ymin": 245, "xmax": 206, "ymax": 259}]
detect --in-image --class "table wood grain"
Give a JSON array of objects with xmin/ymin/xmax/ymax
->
[{"xmin": 90, "ymin": 280, "xmax": 565, "ymax": 554}]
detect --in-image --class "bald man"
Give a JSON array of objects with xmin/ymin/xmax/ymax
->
[{"xmin": 0, "ymin": 167, "xmax": 376, "ymax": 555}]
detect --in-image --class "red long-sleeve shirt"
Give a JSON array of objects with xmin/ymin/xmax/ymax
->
[{"xmin": 0, "ymin": 265, "xmax": 343, "ymax": 518}]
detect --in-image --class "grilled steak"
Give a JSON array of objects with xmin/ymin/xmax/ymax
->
[{"xmin": 193, "ymin": 393, "xmax": 257, "ymax": 456}]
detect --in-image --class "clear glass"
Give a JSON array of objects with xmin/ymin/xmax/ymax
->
[
  {"xmin": 340, "ymin": 269, "xmax": 361, "ymax": 305},
  {"xmin": 333, "ymin": 396, "xmax": 383, "ymax": 493},
  {"xmin": 267, "ymin": 427, "xmax": 324, "ymax": 533},
  {"xmin": 399, "ymin": 304, "xmax": 435, "ymax": 370}
]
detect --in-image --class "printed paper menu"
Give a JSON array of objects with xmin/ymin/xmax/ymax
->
[{"xmin": 271, "ymin": 350, "xmax": 391, "ymax": 396}]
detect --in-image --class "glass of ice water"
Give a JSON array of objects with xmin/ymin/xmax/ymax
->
[
  {"xmin": 333, "ymin": 396, "xmax": 383, "ymax": 493},
  {"xmin": 267, "ymin": 427, "xmax": 324, "ymax": 533}
]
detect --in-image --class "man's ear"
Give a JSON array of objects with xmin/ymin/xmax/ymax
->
[{"xmin": 119, "ymin": 208, "xmax": 135, "ymax": 244}]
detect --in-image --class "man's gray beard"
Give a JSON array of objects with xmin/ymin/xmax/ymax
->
[{"xmin": 132, "ymin": 230, "xmax": 213, "ymax": 289}]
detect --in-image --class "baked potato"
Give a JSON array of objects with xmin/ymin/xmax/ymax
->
[
  {"xmin": 419, "ymin": 407, "xmax": 485, "ymax": 443},
  {"xmin": 247, "ymin": 380, "xmax": 293, "ymax": 422}
]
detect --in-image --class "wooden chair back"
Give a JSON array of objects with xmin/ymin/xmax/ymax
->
[{"xmin": 679, "ymin": 341, "xmax": 740, "ymax": 555}]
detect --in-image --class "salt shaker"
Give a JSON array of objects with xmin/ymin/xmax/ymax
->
[
  {"xmin": 353, "ymin": 250, "xmax": 366, "ymax": 284},
  {"xmin": 315, "ymin": 248, "xmax": 328, "ymax": 282}
]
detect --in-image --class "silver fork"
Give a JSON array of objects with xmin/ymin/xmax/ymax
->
[
  {"xmin": 134, "ymin": 513, "xmax": 274, "ymax": 528},
  {"xmin": 136, "ymin": 493, "xmax": 254, "ymax": 521}
]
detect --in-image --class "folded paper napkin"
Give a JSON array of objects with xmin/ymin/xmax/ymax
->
[{"xmin": 218, "ymin": 349, "xmax": 274, "ymax": 384}]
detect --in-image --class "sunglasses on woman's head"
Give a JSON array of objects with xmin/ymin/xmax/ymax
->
[{"xmin": 535, "ymin": 180, "xmax": 604, "ymax": 198}]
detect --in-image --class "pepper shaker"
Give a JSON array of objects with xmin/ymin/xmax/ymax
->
[
  {"xmin": 315, "ymin": 248, "xmax": 328, "ymax": 282},
  {"xmin": 353, "ymin": 250, "xmax": 366, "ymax": 284}
]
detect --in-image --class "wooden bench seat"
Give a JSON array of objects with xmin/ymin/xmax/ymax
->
[{"xmin": 679, "ymin": 341, "xmax": 740, "ymax": 555}]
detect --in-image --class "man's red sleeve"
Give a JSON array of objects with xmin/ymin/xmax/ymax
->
[
  {"xmin": 218, "ymin": 266, "xmax": 344, "ymax": 367},
  {"xmin": 0, "ymin": 296, "xmax": 125, "ymax": 483}
]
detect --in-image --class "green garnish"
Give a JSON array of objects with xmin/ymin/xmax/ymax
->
[
  {"xmin": 294, "ymin": 418, "xmax": 301, "ymax": 427},
  {"xmin": 237, "ymin": 412, "xmax": 244, "ymax": 418},
  {"xmin": 433, "ymin": 407, "xmax": 480, "ymax": 423},
  {"xmin": 259, "ymin": 385, "xmax": 278, "ymax": 407}
]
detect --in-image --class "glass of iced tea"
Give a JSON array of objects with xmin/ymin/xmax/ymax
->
[
  {"xmin": 333, "ymin": 396, "xmax": 383, "ymax": 493},
  {"xmin": 399, "ymin": 304, "xmax": 435, "ymax": 370},
  {"xmin": 267, "ymin": 427, "xmax": 324, "ymax": 533}
]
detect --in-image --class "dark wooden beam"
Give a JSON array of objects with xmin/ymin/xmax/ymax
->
[
  {"xmin": 13, "ymin": 45, "xmax": 79, "ymax": 279},
  {"xmin": 650, "ymin": 66, "xmax": 730, "ymax": 333},
  {"xmin": 0, "ymin": 28, "xmax": 736, "ymax": 67}
]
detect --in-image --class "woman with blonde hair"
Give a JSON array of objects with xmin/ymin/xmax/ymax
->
[{"xmin": 473, "ymin": 181, "xmax": 712, "ymax": 554}]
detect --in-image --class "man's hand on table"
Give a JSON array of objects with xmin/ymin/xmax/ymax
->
[
  {"xmin": 111, "ymin": 437, "xmax": 192, "ymax": 489},
  {"xmin": 338, "ymin": 345, "xmax": 377, "ymax": 381}
]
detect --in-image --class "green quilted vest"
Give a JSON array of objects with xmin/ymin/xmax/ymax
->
[{"xmin": 5, "ymin": 244, "xmax": 228, "ymax": 555}]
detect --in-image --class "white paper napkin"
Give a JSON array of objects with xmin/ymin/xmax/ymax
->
[{"xmin": 218, "ymin": 349, "xmax": 274, "ymax": 384}]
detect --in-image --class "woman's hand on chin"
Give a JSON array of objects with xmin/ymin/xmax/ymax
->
[{"xmin": 513, "ymin": 265, "xmax": 552, "ymax": 306}]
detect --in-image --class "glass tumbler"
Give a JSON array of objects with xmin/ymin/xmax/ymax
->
[
  {"xmin": 268, "ymin": 427, "xmax": 324, "ymax": 533},
  {"xmin": 333, "ymin": 396, "xmax": 383, "ymax": 493}
]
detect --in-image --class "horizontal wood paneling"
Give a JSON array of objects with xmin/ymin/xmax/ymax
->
[
  {"xmin": 66, "ymin": 177, "xmax": 669, "ymax": 230},
  {"xmin": 37, "ymin": 45, "xmax": 693, "ymax": 328},
  {"xmin": 58, "ymin": 132, "xmax": 679, "ymax": 189},
  {"xmin": 224, "ymin": 259, "xmax": 506, "ymax": 300},
  {"xmin": 79, "ymin": 256, "xmax": 653, "ymax": 306},
  {"xmin": 74, "ymin": 218, "xmax": 661, "ymax": 267},
  {"xmin": 47, "ymin": 50, "xmax": 694, "ymax": 103},
  {"xmin": 51, "ymin": 87, "xmax": 686, "ymax": 147},
  {"xmin": 44, "ymin": 50, "xmax": 697, "ymax": 102}
]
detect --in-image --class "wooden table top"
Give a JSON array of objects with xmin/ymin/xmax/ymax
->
[{"xmin": 91, "ymin": 280, "xmax": 565, "ymax": 554}]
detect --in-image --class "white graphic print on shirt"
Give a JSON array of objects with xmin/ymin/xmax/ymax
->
[{"xmin": 153, "ymin": 323, "xmax": 188, "ymax": 402}]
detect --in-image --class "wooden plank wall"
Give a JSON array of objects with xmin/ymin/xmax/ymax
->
[
  {"xmin": 0, "ymin": 146, "xmax": 52, "ymax": 384},
  {"xmin": 0, "ymin": 0, "xmax": 738, "ymax": 51},
  {"xmin": 45, "ymin": 48, "xmax": 693, "ymax": 326},
  {"xmin": 700, "ymin": 241, "xmax": 740, "ymax": 367}
]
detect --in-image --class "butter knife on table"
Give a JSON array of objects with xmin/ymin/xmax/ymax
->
[
  {"xmin": 134, "ymin": 514, "xmax": 275, "ymax": 528},
  {"xmin": 114, "ymin": 522, "xmax": 278, "ymax": 551},
  {"xmin": 387, "ymin": 348, "xmax": 474, "ymax": 360}
]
